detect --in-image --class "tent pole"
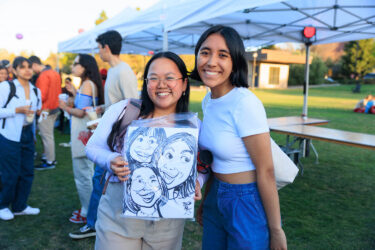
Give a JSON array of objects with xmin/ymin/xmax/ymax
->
[
  {"xmin": 163, "ymin": 30, "xmax": 168, "ymax": 51},
  {"xmin": 302, "ymin": 43, "xmax": 310, "ymax": 119}
]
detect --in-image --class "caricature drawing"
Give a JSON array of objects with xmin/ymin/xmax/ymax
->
[
  {"xmin": 154, "ymin": 132, "xmax": 197, "ymax": 199},
  {"xmin": 123, "ymin": 166, "xmax": 168, "ymax": 218},
  {"xmin": 125, "ymin": 127, "xmax": 167, "ymax": 166},
  {"xmin": 123, "ymin": 127, "xmax": 198, "ymax": 219}
]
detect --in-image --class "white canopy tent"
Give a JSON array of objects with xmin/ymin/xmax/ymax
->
[
  {"xmin": 58, "ymin": 0, "xmax": 282, "ymax": 54},
  {"xmin": 58, "ymin": 0, "xmax": 375, "ymax": 117},
  {"xmin": 168, "ymin": 0, "xmax": 375, "ymax": 117}
]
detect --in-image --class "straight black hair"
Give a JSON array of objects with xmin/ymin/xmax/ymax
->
[
  {"xmin": 13, "ymin": 56, "xmax": 32, "ymax": 69},
  {"xmin": 190, "ymin": 25, "xmax": 248, "ymax": 88},
  {"xmin": 77, "ymin": 54, "xmax": 104, "ymax": 105},
  {"xmin": 106, "ymin": 51, "xmax": 190, "ymax": 152},
  {"xmin": 140, "ymin": 51, "xmax": 190, "ymax": 117},
  {"xmin": 96, "ymin": 30, "xmax": 122, "ymax": 55},
  {"xmin": 28, "ymin": 55, "xmax": 42, "ymax": 65}
]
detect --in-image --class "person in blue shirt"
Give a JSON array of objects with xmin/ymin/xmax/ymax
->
[{"xmin": 59, "ymin": 54, "xmax": 104, "ymax": 224}]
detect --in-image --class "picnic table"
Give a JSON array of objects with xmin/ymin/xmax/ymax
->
[{"xmin": 268, "ymin": 116, "xmax": 375, "ymax": 173}]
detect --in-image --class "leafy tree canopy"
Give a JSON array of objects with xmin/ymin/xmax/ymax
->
[{"xmin": 341, "ymin": 39, "xmax": 375, "ymax": 79}]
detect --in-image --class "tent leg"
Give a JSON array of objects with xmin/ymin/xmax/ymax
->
[
  {"xmin": 302, "ymin": 43, "xmax": 311, "ymax": 118},
  {"xmin": 163, "ymin": 30, "xmax": 168, "ymax": 51}
]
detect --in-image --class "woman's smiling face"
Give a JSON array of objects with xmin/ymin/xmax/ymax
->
[
  {"xmin": 130, "ymin": 167, "xmax": 162, "ymax": 208},
  {"xmin": 157, "ymin": 139, "xmax": 194, "ymax": 189}
]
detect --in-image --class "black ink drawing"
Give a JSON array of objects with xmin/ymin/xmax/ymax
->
[{"xmin": 123, "ymin": 127, "xmax": 198, "ymax": 219}]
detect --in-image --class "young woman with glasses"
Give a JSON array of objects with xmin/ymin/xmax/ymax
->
[{"xmin": 85, "ymin": 51, "xmax": 201, "ymax": 249}]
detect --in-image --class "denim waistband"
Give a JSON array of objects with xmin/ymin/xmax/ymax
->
[{"xmin": 213, "ymin": 176, "xmax": 259, "ymax": 197}]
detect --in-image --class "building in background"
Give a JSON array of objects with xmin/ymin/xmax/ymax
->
[{"xmin": 246, "ymin": 49, "xmax": 311, "ymax": 89}]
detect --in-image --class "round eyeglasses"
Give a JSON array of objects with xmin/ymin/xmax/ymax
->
[{"xmin": 145, "ymin": 76, "xmax": 183, "ymax": 88}]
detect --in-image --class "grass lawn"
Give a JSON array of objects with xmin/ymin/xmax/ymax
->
[{"xmin": 1, "ymin": 84, "xmax": 375, "ymax": 249}]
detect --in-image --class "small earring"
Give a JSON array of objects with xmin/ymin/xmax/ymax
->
[{"xmin": 182, "ymin": 91, "xmax": 186, "ymax": 96}]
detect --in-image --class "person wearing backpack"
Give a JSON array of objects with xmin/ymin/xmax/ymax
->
[{"xmin": 0, "ymin": 57, "xmax": 42, "ymax": 221}]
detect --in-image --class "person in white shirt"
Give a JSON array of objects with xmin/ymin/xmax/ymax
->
[
  {"xmin": 85, "ymin": 51, "xmax": 201, "ymax": 249},
  {"xmin": 0, "ymin": 57, "xmax": 42, "ymax": 221},
  {"xmin": 190, "ymin": 25, "xmax": 287, "ymax": 250},
  {"xmin": 96, "ymin": 30, "xmax": 139, "ymax": 111}
]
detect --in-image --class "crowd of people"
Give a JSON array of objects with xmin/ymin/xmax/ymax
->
[{"xmin": 0, "ymin": 26, "xmax": 287, "ymax": 249}]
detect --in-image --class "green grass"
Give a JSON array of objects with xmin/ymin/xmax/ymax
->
[{"xmin": 1, "ymin": 84, "xmax": 375, "ymax": 249}]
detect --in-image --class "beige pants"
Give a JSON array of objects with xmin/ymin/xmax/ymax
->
[
  {"xmin": 38, "ymin": 112, "xmax": 59, "ymax": 162},
  {"xmin": 72, "ymin": 157, "xmax": 94, "ymax": 217},
  {"xmin": 95, "ymin": 182, "xmax": 185, "ymax": 250}
]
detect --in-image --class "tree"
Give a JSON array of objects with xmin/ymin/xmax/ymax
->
[
  {"xmin": 60, "ymin": 53, "xmax": 77, "ymax": 74},
  {"xmin": 95, "ymin": 11, "xmax": 108, "ymax": 26},
  {"xmin": 341, "ymin": 39, "xmax": 375, "ymax": 79},
  {"xmin": 309, "ymin": 56, "xmax": 328, "ymax": 84},
  {"xmin": 288, "ymin": 56, "xmax": 328, "ymax": 86}
]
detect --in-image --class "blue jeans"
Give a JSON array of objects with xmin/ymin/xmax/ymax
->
[
  {"xmin": 202, "ymin": 177, "xmax": 269, "ymax": 250},
  {"xmin": 0, "ymin": 125, "xmax": 35, "ymax": 212},
  {"xmin": 86, "ymin": 166, "xmax": 105, "ymax": 228}
]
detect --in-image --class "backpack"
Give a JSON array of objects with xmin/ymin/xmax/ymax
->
[{"xmin": 1, "ymin": 80, "xmax": 40, "ymax": 129}]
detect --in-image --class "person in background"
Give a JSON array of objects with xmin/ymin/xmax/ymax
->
[
  {"xmin": 0, "ymin": 65, "xmax": 9, "ymax": 83},
  {"xmin": 0, "ymin": 57, "xmax": 42, "ymax": 221},
  {"xmin": 29, "ymin": 55, "xmax": 61, "ymax": 170},
  {"xmin": 364, "ymin": 95, "xmax": 375, "ymax": 114},
  {"xmin": 1, "ymin": 60, "xmax": 13, "ymax": 81},
  {"xmin": 68, "ymin": 30, "xmax": 139, "ymax": 239},
  {"xmin": 59, "ymin": 54, "xmax": 104, "ymax": 224},
  {"xmin": 100, "ymin": 68, "xmax": 107, "ymax": 87},
  {"xmin": 191, "ymin": 25, "xmax": 287, "ymax": 249},
  {"xmin": 58, "ymin": 77, "xmax": 75, "ymax": 133},
  {"xmin": 96, "ymin": 30, "xmax": 138, "ymax": 111}
]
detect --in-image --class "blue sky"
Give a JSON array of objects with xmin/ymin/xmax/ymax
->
[{"xmin": 0, "ymin": 0, "xmax": 159, "ymax": 59}]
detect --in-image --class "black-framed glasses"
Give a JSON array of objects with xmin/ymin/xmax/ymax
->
[{"xmin": 145, "ymin": 77, "xmax": 183, "ymax": 88}]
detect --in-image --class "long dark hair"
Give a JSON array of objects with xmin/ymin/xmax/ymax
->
[
  {"xmin": 106, "ymin": 51, "xmax": 190, "ymax": 152},
  {"xmin": 77, "ymin": 54, "xmax": 104, "ymax": 105},
  {"xmin": 190, "ymin": 25, "xmax": 248, "ymax": 88}
]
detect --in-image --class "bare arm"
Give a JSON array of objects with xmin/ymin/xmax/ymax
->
[{"xmin": 242, "ymin": 132, "xmax": 287, "ymax": 250}]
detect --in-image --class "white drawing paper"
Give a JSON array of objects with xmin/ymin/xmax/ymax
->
[{"xmin": 122, "ymin": 113, "xmax": 198, "ymax": 219}]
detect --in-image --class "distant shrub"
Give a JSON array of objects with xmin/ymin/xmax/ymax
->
[{"xmin": 288, "ymin": 56, "xmax": 328, "ymax": 86}]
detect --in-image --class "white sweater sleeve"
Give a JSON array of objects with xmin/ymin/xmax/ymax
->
[{"xmin": 86, "ymin": 100, "xmax": 128, "ymax": 172}]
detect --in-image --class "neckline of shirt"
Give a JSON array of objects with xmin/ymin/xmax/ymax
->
[{"xmin": 208, "ymin": 87, "xmax": 238, "ymax": 104}]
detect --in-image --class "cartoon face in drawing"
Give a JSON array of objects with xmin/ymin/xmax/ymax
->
[
  {"xmin": 158, "ymin": 139, "xmax": 194, "ymax": 188},
  {"xmin": 127, "ymin": 127, "xmax": 166, "ymax": 164},
  {"xmin": 130, "ymin": 167, "xmax": 163, "ymax": 208},
  {"xmin": 154, "ymin": 132, "xmax": 197, "ymax": 198}
]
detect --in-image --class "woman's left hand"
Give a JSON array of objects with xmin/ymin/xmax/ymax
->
[
  {"xmin": 270, "ymin": 228, "xmax": 287, "ymax": 250},
  {"xmin": 194, "ymin": 180, "xmax": 202, "ymax": 201}
]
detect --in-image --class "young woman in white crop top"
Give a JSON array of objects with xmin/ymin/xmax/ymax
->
[{"xmin": 191, "ymin": 25, "xmax": 287, "ymax": 250}]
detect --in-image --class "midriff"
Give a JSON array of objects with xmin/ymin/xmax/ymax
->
[{"xmin": 214, "ymin": 170, "xmax": 256, "ymax": 184}]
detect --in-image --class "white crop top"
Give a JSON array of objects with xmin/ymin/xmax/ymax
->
[{"xmin": 198, "ymin": 87, "xmax": 269, "ymax": 174}]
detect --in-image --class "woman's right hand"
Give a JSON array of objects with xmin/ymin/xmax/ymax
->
[
  {"xmin": 110, "ymin": 156, "xmax": 130, "ymax": 182},
  {"xmin": 270, "ymin": 228, "xmax": 287, "ymax": 250},
  {"xmin": 15, "ymin": 105, "xmax": 33, "ymax": 115}
]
